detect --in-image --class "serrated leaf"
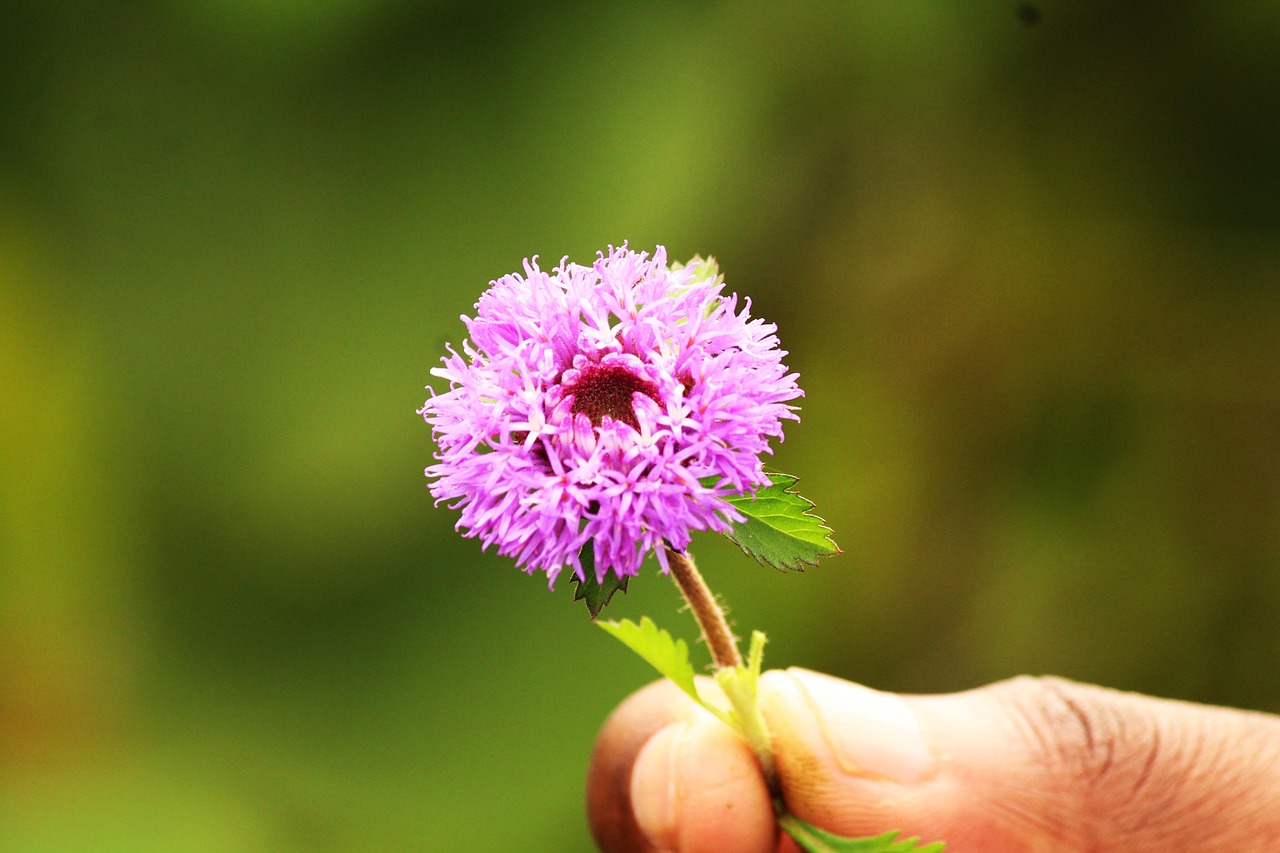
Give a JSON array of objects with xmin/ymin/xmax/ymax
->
[
  {"xmin": 595, "ymin": 617, "xmax": 732, "ymax": 727},
  {"xmin": 778, "ymin": 816, "xmax": 945, "ymax": 853},
  {"xmin": 572, "ymin": 544, "xmax": 628, "ymax": 618},
  {"xmin": 719, "ymin": 470, "xmax": 841, "ymax": 571},
  {"xmin": 595, "ymin": 617, "xmax": 699, "ymax": 703}
]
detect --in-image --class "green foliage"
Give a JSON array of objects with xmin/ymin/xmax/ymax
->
[
  {"xmin": 779, "ymin": 816, "xmax": 945, "ymax": 853},
  {"xmin": 572, "ymin": 545, "xmax": 629, "ymax": 618},
  {"xmin": 671, "ymin": 255, "xmax": 721, "ymax": 285},
  {"xmin": 595, "ymin": 617, "xmax": 732, "ymax": 726},
  {"xmin": 720, "ymin": 470, "xmax": 841, "ymax": 571},
  {"xmin": 713, "ymin": 630, "xmax": 775, "ymax": 779}
]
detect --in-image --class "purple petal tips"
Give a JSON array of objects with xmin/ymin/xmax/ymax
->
[{"xmin": 419, "ymin": 245, "xmax": 802, "ymax": 586}]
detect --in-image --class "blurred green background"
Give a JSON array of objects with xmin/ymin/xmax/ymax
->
[{"xmin": 2, "ymin": 2, "xmax": 1278, "ymax": 850}]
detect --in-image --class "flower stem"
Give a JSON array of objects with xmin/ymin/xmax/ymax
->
[
  {"xmin": 665, "ymin": 547, "xmax": 742, "ymax": 670},
  {"xmin": 666, "ymin": 547, "xmax": 784, "ymax": 805}
]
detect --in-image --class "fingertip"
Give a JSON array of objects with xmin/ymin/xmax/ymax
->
[
  {"xmin": 588, "ymin": 680, "xmax": 691, "ymax": 852},
  {"xmin": 758, "ymin": 669, "xmax": 939, "ymax": 837},
  {"xmin": 630, "ymin": 721, "xmax": 685, "ymax": 851},
  {"xmin": 630, "ymin": 715, "xmax": 776, "ymax": 853},
  {"xmin": 774, "ymin": 668, "xmax": 935, "ymax": 783}
]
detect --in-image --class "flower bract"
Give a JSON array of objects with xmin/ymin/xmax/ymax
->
[{"xmin": 419, "ymin": 245, "xmax": 802, "ymax": 585}]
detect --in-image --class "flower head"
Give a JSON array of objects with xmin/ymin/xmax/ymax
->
[{"xmin": 419, "ymin": 245, "xmax": 802, "ymax": 585}]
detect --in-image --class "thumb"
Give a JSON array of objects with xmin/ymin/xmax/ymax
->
[{"xmin": 761, "ymin": 669, "xmax": 1280, "ymax": 851}]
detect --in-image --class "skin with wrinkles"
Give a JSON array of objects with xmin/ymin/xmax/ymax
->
[{"xmin": 588, "ymin": 672, "xmax": 1280, "ymax": 852}]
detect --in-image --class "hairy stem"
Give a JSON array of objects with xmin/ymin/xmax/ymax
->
[{"xmin": 666, "ymin": 547, "xmax": 742, "ymax": 670}]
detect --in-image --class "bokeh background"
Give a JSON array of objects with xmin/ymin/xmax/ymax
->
[{"xmin": 3, "ymin": 2, "xmax": 1278, "ymax": 850}]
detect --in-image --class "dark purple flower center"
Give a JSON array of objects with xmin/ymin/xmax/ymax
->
[{"xmin": 568, "ymin": 364, "xmax": 661, "ymax": 430}]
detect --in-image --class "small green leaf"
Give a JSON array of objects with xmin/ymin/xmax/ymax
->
[
  {"xmin": 573, "ymin": 545, "xmax": 628, "ymax": 618},
  {"xmin": 714, "ymin": 631, "xmax": 774, "ymax": 778},
  {"xmin": 595, "ymin": 617, "xmax": 732, "ymax": 727},
  {"xmin": 596, "ymin": 617, "xmax": 697, "ymax": 701},
  {"xmin": 719, "ymin": 470, "xmax": 841, "ymax": 571},
  {"xmin": 778, "ymin": 816, "xmax": 945, "ymax": 853},
  {"xmin": 673, "ymin": 254, "xmax": 721, "ymax": 285}
]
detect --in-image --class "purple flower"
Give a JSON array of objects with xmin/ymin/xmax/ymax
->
[{"xmin": 419, "ymin": 245, "xmax": 802, "ymax": 585}]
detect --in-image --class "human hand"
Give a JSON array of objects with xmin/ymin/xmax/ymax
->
[{"xmin": 586, "ymin": 670, "xmax": 1280, "ymax": 852}]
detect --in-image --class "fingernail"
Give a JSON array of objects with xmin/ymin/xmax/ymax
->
[{"xmin": 786, "ymin": 668, "xmax": 934, "ymax": 783}]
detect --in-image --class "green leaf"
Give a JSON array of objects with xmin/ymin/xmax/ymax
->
[
  {"xmin": 595, "ymin": 617, "xmax": 732, "ymax": 727},
  {"xmin": 719, "ymin": 470, "xmax": 841, "ymax": 571},
  {"xmin": 595, "ymin": 617, "xmax": 699, "ymax": 705},
  {"xmin": 573, "ymin": 544, "xmax": 628, "ymax": 618},
  {"xmin": 778, "ymin": 816, "xmax": 945, "ymax": 853},
  {"xmin": 714, "ymin": 630, "xmax": 774, "ymax": 778},
  {"xmin": 672, "ymin": 254, "xmax": 721, "ymax": 285}
]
